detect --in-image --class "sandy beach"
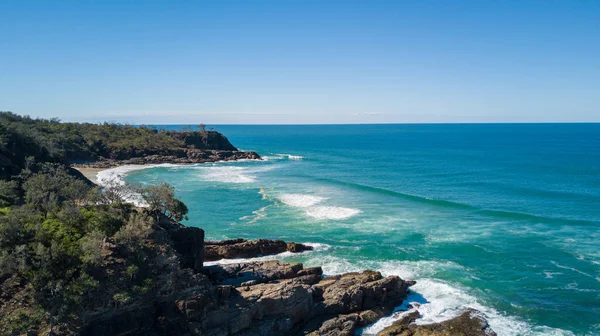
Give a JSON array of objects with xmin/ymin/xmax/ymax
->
[{"xmin": 73, "ymin": 167, "xmax": 106, "ymax": 184}]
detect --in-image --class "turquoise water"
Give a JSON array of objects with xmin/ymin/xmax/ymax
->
[{"xmin": 123, "ymin": 124, "xmax": 599, "ymax": 335}]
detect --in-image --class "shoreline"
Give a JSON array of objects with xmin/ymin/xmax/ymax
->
[
  {"xmin": 73, "ymin": 167, "xmax": 106, "ymax": 184},
  {"xmin": 70, "ymin": 149, "xmax": 261, "ymax": 170},
  {"xmin": 72, "ymin": 162, "xmax": 499, "ymax": 335},
  {"xmin": 71, "ymin": 151, "xmax": 263, "ymax": 185}
]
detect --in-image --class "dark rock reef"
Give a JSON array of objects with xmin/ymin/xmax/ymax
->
[
  {"xmin": 204, "ymin": 238, "xmax": 313, "ymax": 262},
  {"xmin": 72, "ymin": 149, "xmax": 261, "ymax": 169}
]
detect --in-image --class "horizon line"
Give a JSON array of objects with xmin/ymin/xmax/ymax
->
[{"xmin": 129, "ymin": 121, "xmax": 600, "ymax": 126}]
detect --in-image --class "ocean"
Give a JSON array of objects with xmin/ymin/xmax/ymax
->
[{"xmin": 109, "ymin": 124, "xmax": 599, "ymax": 335}]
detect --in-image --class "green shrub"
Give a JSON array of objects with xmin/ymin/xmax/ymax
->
[
  {"xmin": 80, "ymin": 230, "xmax": 105, "ymax": 265},
  {"xmin": 114, "ymin": 213, "xmax": 153, "ymax": 247},
  {"xmin": 113, "ymin": 292, "xmax": 132, "ymax": 308},
  {"xmin": 0, "ymin": 310, "xmax": 43, "ymax": 335}
]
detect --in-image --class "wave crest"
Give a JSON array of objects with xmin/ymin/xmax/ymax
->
[
  {"xmin": 305, "ymin": 206, "xmax": 362, "ymax": 220},
  {"xmin": 279, "ymin": 194, "xmax": 326, "ymax": 207},
  {"xmin": 277, "ymin": 193, "xmax": 361, "ymax": 220},
  {"xmin": 200, "ymin": 166, "xmax": 256, "ymax": 183}
]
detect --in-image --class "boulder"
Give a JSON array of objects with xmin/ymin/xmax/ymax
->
[
  {"xmin": 204, "ymin": 260, "xmax": 304, "ymax": 286},
  {"xmin": 377, "ymin": 309, "xmax": 497, "ymax": 336},
  {"xmin": 318, "ymin": 271, "xmax": 410, "ymax": 315}
]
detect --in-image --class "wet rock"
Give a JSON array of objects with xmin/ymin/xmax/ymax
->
[
  {"xmin": 204, "ymin": 260, "xmax": 303, "ymax": 286},
  {"xmin": 204, "ymin": 239, "xmax": 312, "ymax": 261}
]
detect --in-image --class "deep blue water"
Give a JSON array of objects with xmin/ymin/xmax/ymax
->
[{"xmin": 122, "ymin": 124, "xmax": 600, "ymax": 335}]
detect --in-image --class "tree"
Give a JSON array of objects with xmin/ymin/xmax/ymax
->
[
  {"xmin": 113, "ymin": 213, "xmax": 153, "ymax": 248},
  {"xmin": 140, "ymin": 183, "xmax": 188, "ymax": 221},
  {"xmin": 0, "ymin": 205, "xmax": 38, "ymax": 250},
  {"xmin": 80, "ymin": 230, "xmax": 105, "ymax": 265},
  {"xmin": 81, "ymin": 205, "xmax": 128, "ymax": 236},
  {"xmin": 0, "ymin": 180, "xmax": 20, "ymax": 206},
  {"xmin": 22, "ymin": 166, "xmax": 90, "ymax": 215},
  {"xmin": 97, "ymin": 174, "xmax": 137, "ymax": 205},
  {"xmin": 168, "ymin": 198, "xmax": 189, "ymax": 222}
]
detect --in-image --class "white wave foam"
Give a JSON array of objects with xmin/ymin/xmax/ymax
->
[
  {"xmin": 303, "ymin": 242, "xmax": 332, "ymax": 252},
  {"xmin": 95, "ymin": 164, "xmax": 182, "ymax": 206},
  {"xmin": 203, "ymin": 251, "xmax": 299, "ymax": 266},
  {"xmin": 200, "ymin": 166, "xmax": 256, "ymax": 183},
  {"xmin": 240, "ymin": 205, "xmax": 271, "ymax": 224},
  {"xmin": 96, "ymin": 164, "xmax": 180, "ymax": 186},
  {"xmin": 262, "ymin": 153, "xmax": 304, "ymax": 161},
  {"xmin": 304, "ymin": 255, "xmax": 363, "ymax": 275},
  {"xmin": 543, "ymin": 271, "xmax": 562, "ymax": 279},
  {"xmin": 297, "ymin": 256, "xmax": 574, "ymax": 336},
  {"xmin": 551, "ymin": 260, "xmax": 596, "ymax": 280},
  {"xmin": 305, "ymin": 206, "xmax": 362, "ymax": 220},
  {"xmin": 336, "ymin": 260, "xmax": 575, "ymax": 336},
  {"xmin": 276, "ymin": 153, "xmax": 304, "ymax": 160},
  {"xmin": 279, "ymin": 194, "xmax": 326, "ymax": 207},
  {"xmin": 260, "ymin": 155, "xmax": 282, "ymax": 161},
  {"xmin": 277, "ymin": 194, "xmax": 361, "ymax": 220},
  {"xmin": 365, "ymin": 278, "xmax": 574, "ymax": 336}
]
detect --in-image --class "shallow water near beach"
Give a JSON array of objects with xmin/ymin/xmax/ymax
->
[{"xmin": 119, "ymin": 124, "xmax": 600, "ymax": 335}]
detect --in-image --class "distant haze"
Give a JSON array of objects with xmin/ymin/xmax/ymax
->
[{"xmin": 1, "ymin": 1, "xmax": 599, "ymax": 124}]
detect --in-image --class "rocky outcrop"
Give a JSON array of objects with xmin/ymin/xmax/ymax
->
[
  {"xmin": 204, "ymin": 260, "xmax": 307, "ymax": 286},
  {"xmin": 73, "ymin": 229, "xmax": 495, "ymax": 336},
  {"xmin": 157, "ymin": 219, "xmax": 205, "ymax": 272},
  {"xmin": 72, "ymin": 150, "xmax": 261, "ymax": 169},
  {"xmin": 199, "ymin": 263, "xmax": 412, "ymax": 336},
  {"xmin": 377, "ymin": 309, "xmax": 496, "ymax": 336},
  {"xmin": 79, "ymin": 260, "xmax": 413, "ymax": 336},
  {"xmin": 168, "ymin": 130, "xmax": 238, "ymax": 151},
  {"xmin": 204, "ymin": 239, "xmax": 313, "ymax": 261}
]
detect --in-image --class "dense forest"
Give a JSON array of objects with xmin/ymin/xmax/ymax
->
[{"xmin": 0, "ymin": 113, "xmax": 195, "ymax": 334}]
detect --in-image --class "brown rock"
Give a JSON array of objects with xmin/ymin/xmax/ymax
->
[
  {"xmin": 377, "ymin": 309, "xmax": 496, "ymax": 336},
  {"xmin": 157, "ymin": 217, "xmax": 205, "ymax": 271},
  {"xmin": 306, "ymin": 314, "xmax": 361, "ymax": 336},
  {"xmin": 319, "ymin": 271, "xmax": 410, "ymax": 315},
  {"xmin": 204, "ymin": 239, "xmax": 313, "ymax": 261},
  {"xmin": 204, "ymin": 260, "xmax": 303, "ymax": 286},
  {"xmin": 297, "ymin": 266, "xmax": 323, "ymax": 277}
]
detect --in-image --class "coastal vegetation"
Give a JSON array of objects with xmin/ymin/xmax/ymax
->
[
  {"xmin": 0, "ymin": 164, "xmax": 189, "ymax": 334},
  {"xmin": 0, "ymin": 112, "xmax": 194, "ymax": 334},
  {"xmin": 0, "ymin": 111, "xmax": 240, "ymax": 178}
]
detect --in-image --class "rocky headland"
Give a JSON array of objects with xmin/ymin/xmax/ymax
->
[
  {"xmin": 75, "ymin": 218, "xmax": 495, "ymax": 336},
  {"xmin": 70, "ymin": 131, "xmax": 261, "ymax": 169}
]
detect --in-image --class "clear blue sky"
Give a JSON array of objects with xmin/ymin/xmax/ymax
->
[{"xmin": 1, "ymin": 0, "xmax": 599, "ymax": 124}]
